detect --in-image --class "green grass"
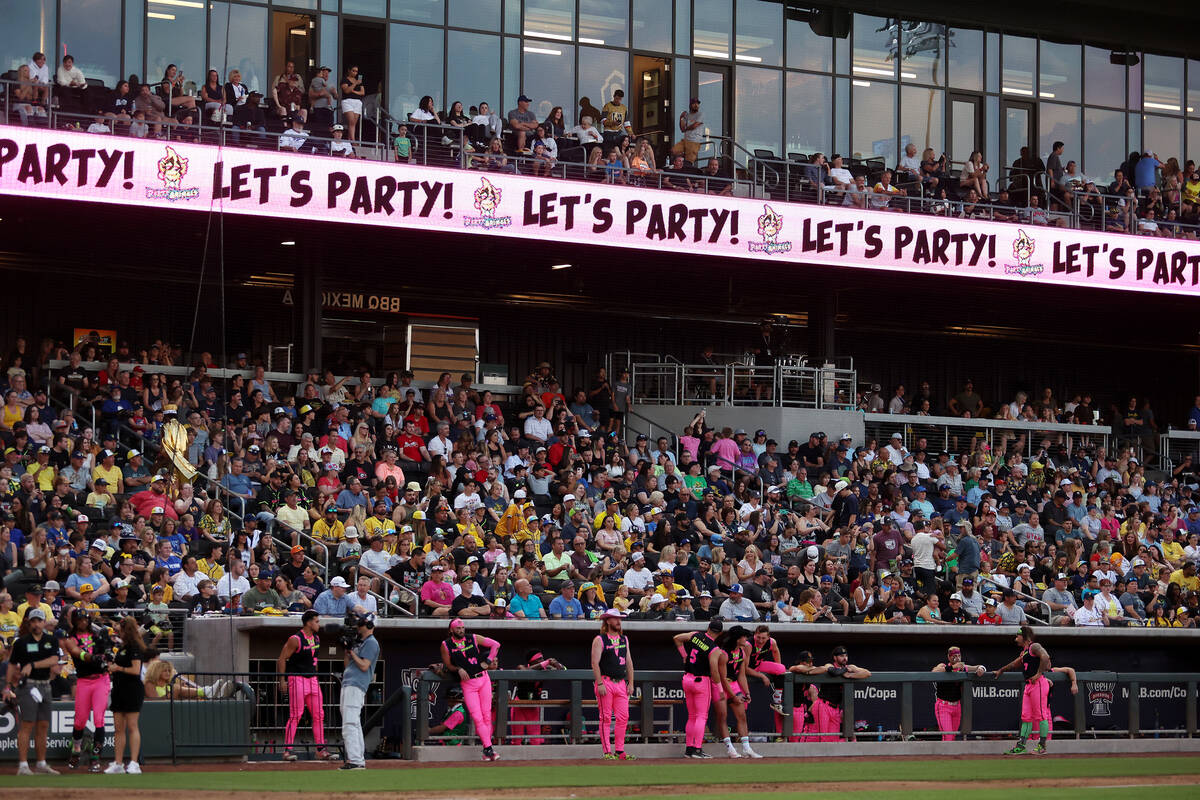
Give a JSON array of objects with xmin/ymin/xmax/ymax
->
[
  {"xmin": 604, "ymin": 790, "xmax": 1198, "ymax": 800},
  {"xmin": 5, "ymin": 755, "xmax": 1200, "ymax": 793}
]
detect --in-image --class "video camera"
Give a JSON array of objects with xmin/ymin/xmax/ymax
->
[{"xmin": 334, "ymin": 611, "xmax": 374, "ymax": 650}]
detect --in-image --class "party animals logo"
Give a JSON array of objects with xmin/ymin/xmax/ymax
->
[
  {"xmin": 147, "ymin": 146, "xmax": 200, "ymax": 202},
  {"xmin": 1006, "ymin": 229, "xmax": 1043, "ymax": 277},
  {"xmin": 463, "ymin": 178, "xmax": 512, "ymax": 229},
  {"xmin": 748, "ymin": 204, "xmax": 792, "ymax": 254}
]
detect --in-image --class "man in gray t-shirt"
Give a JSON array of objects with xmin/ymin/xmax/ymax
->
[
  {"xmin": 507, "ymin": 94, "xmax": 538, "ymax": 151},
  {"xmin": 308, "ymin": 66, "xmax": 337, "ymax": 128},
  {"xmin": 1041, "ymin": 573, "xmax": 1077, "ymax": 624},
  {"xmin": 340, "ymin": 617, "xmax": 379, "ymax": 768}
]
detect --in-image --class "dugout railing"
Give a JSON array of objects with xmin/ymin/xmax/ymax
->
[{"xmin": 415, "ymin": 668, "xmax": 1200, "ymax": 749}]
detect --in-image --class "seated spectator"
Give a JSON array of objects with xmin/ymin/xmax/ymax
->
[
  {"xmin": 870, "ymin": 170, "xmax": 906, "ymax": 210},
  {"xmin": 701, "ymin": 158, "xmax": 733, "ymax": 197},
  {"xmin": 467, "ymin": 101, "xmax": 503, "ymax": 144},
  {"xmin": 231, "ymin": 92, "xmax": 268, "ymax": 140},
  {"xmin": 960, "ymin": 151, "xmax": 990, "ymax": 198},
  {"xmin": 272, "ymin": 61, "xmax": 307, "ymax": 122},
  {"xmin": 279, "ymin": 116, "xmax": 310, "ymax": 152},
  {"xmin": 828, "ymin": 154, "xmax": 853, "ymax": 191},
  {"xmin": 55, "ymin": 54, "xmax": 89, "ymax": 114},
  {"xmin": 133, "ymin": 83, "xmax": 167, "ymax": 137},
  {"xmin": 567, "ymin": 115, "xmax": 603, "ymax": 145},
  {"xmin": 507, "ymin": 94, "xmax": 538, "ymax": 153}
]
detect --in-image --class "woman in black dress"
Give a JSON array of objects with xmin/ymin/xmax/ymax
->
[{"xmin": 106, "ymin": 616, "xmax": 147, "ymax": 774}]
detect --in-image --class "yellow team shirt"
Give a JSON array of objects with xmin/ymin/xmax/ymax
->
[
  {"xmin": 196, "ymin": 559, "xmax": 225, "ymax": 582},
  {"xmin": 92, "ymin": 463, "xmax": 123, "ymax": 489},
  {"xmin": 0, "ymin": 610, "xmax": 21, "ymax": 644},
  {"xmin": 455, "ymin": 522, "xmax": 484, "ymax": 548},
  {"xmin": 313, "ymin": 518, "xmax": 345, "ymax": 543},
  {"xmin": 1169, "ymin": 568, "xmax": 1199, "ymax": 592},
  {"xmin": 31, "ymin": 464, "xmax": 56, "ymax": 492},
  {"xmin": 363, "ymin": 517, "xmax": 397, "ymax": 538},
  {"xmin": 16, "ymin": 601, "xmax": 55, "ymax": 623},
  {"xmin": 1161, "ymin": 541, "xmax": 1185, "ymax": 565},
  {"xmin": 149, "ymin": 583, "xmax": 174, "ymax": 603},
  {"xmin": 601, "ymin": 101, "xmax": 629, "ymax": 132}
]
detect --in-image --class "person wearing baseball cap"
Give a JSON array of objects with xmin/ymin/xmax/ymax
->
[
  {"xmin": 314, "ymin": 576, "xmax": 353, "ymax": 615},
  {"xmin": 277, "ymin": 609, "xmax": 335, "ymax": 762},
  {"xmin": 5, "ymin": 603, "xmax": 60, "ymax": 775},
  {"xmin": 672, "ymin": 618, "xmax": 723, "ymax": 758},
  {"xmin": 931, "ymin": 646, "xmax": 986, "ymax": 740},
  {"xmin": 810, "ymin": 646, "xmax": 871, "ymax": 741},
  {"xmin": 591, "ymin": 608, "xmax": 635, "ymax": 760}
]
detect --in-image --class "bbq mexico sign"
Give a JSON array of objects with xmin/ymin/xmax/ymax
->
[{"xmin": 4, "ymin": 125, "xmax": 1200, "ymax": 296}]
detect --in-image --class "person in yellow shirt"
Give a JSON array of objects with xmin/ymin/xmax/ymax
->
[
  {"xmin": 652, "ymin": 570, "xmax": 679, "ymax": 607},
  {"xmin": 363, "ymin": 503, "xmax": 397, "ymax": 539},
  {"xmin": 0, "ymin": 591, "xmax": 20, "ymax": 645},
  {"xmin": 593, "ymin": 498, "xmax": 624, "ymax": 532},
  {"xmin": 495, "ymin": 491, "xmax": 532, "ymax": 542},
  {"xmin": 196, "ymin": 546, "xmax": 226, "ymax": 582},
  {"xmin": 1159, "ymin": 531, "xmax": 1186, "ymax": 569},
  {"xmin": 14, "ymin": 584, "xmax": 56, "ymax": 628},
  {"xmin": 312, "ymin": 505, "xmax": 345, "ymax": 547},
  {"xmin": 91, "ymin": 448, "xmax": 124, "ymax": 494},
  {"xmin": 1169, "ymin": 562, "xmax": 1199, "ymax": 592},
  {"xmin": 454, "ymin": 508, "xmax": 484, "ymax": 548},
  {"xmin": 29, "ymin": 446, "xmax": 57, "ymax": 491}
]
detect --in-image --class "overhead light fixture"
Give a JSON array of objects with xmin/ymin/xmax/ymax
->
[
  {"xmin": 280, "ymin": 240, "xmax": 296, "ymax": 246},
  {"xmin": 523, "ymin": 46, "xmax": 562, "ymax": 56},
  {"xmin": 899, "ymin": 72, "xmax": 917, "ymax": 79},
  {"xmin": 290, "ymin": 29, "xmax": 308, "ymax": 36},
  {"xmin": 551, "ymin": 263, "xmax": 572, "ymax": 270},
  {"xmin": 853, "ymin": 66, "xmax": 894, "ymax": 77},
  {"xmin": 693, "ymin": 48, "xmax": 729, "ymax": 59},
  {"xmin": 852, "ymin": 80, "xmax": 872, "ymax": 87},
  {"xmin": 524, "ymin": 30, "xmax": 572, "ymax": 42},
  {"xmin": 1144, "ymin": 101, "xmax": 1181, "ymax": 111},
  {"xmin": 1039, "ymin": 92, "xmax": 1056, "ymax": 98},
  {"xmin": 1001, "ymin": 86, "xmax": 1034, "ymax": 96},
  {"xmin": 735, "ymin": 54, "xmax": 763, "ymax": 63},
  {"xmin": 578, "ymin": 37, "xmax": 605, "ymax": 45},
  {"xmin": 147, "ymin": 11, "xmax": 175, "ymax": 19},
  {"xmin": 148, "ymin": 0, "xmax": 203, "ymax": 7}
]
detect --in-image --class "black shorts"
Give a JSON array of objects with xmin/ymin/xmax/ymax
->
[{"xmin": 110, "ymin": 681, "xmax": 145, "ymax": 714}]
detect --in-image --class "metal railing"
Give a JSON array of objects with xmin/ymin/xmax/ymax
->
[
  {"xmin": 1158, "ymin": 429, "xmax": 1200, "ymax": 474},
  {"xmin": 864, "ymin": 413, "xmax": 1111, "ymax": 459},
  {"xmin": 414, "ymin": 667, "xmax": 1199, "ymax": 747},
  {"xmin": 630, "ymin": 359, "xmax": 856, "ymax": 410}
]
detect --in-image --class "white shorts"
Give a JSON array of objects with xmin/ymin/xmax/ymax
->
[{"xmin": 341, "ymin": 98, "xmax": 363, "ymax": 115}]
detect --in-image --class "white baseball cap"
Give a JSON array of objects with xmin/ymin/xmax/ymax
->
[{"xmin": 330, "ymin": 576, "xmax": 350, "ymax": 588}]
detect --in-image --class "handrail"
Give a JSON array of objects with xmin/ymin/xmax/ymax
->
[
  {"xmin": 864, "ymin": 412, "xmax": 1112, "ymax": 436},
  {"xmin": 1157, "ymin": 428, "xmax": 1200, "ymax": 474},
  {"xmin": 630, "ymin": 360, "xmax": 855, "ymax": 410},
  {"xmin": 864, "ymin": 412, "xmax": 1110, "ymax": 460}
]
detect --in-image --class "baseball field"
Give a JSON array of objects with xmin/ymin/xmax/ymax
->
[{"xmin": 5, "ymin": 753, "xmax": 1200, "ymax": 799}]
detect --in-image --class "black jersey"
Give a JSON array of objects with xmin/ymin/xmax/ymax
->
[
  {"xmin": 285, "ymin": 631, "xmax": 319, "ymax": 676},
  {"xmin": 445, "ymin": 634, "xmax": 486, "ymax": 679},
  {"xmin": 596, "ymin": 634, "xmax": 629, "ymax": 680},
  {"xmin": 683, "ymin": 632, "xmax": 717, "ymax": 677},
  {"xmin": 935, "ymin": 662, "xmax": 967, "ymax": 702}
]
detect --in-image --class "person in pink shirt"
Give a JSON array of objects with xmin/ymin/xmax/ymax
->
[
  {"xmin": 440, "ymin": 619, "xmax": 502, "ymax": 761},
  {"xmin": 420, "ymin": 565, "xmax": 454, "ymax": 617},
  {"xmin": 709, "ymin": 428, "xmax": 741, "ymax": 475},
  {"xmin": 374, "ymin": 448, "xmax": 405, "ymax": 488}
]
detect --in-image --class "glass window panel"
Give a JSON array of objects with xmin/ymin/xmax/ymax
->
[
  {"xmin": 503, "ymin": 36, "xmax": 520, "ymax": 113},
  {"xmin": 1038, "ymin": 102, "xmax": 1080, "ymax": 164},
  {"xmin": 1084, "ymin": 46, "xmax": 1124, "ymax": 109},
  {"xmin": 522, "ymin": 41, "xmax": 574, "ymax": 122},
  {"xmin": 901, "ymin": 85, "xmax": 943, "ymax": 156},
  {"xmin": 735, "ymin": 65, "xmax": 781, "ymax": 154},
  {"xmin": 447, "ymin": 31, "xmax": 500, "ymax": 114},
  {"xmin": 694, "ymin": 0, "xmax": 731, "ymax": 59},
  {"xmin": 580, "ymin": 0, "xmax": 628, "ymax": 48},
  {"xmin": 852, "ymin": 14, "xmax": 895, "ymax": 80},
  {"xmin": 389, "ymin": 22, "xmax": 443, "ymax": 119},
  {"xmin": 632, "ymin": 0, "xmax": 670, "ymax": 52},
  {"xmin": 1001, "ymin": 34, "xmax": 1035, "ymax": 98},
  {"xmin": 1189, "ymin": 120, "xmax": 1200, "ymax": 166},
  {"xmin": 209, "ymin": 2, "xmax": 268, "ymax": 94},
  {"xmin": 900, "ymin": 21, "xmax": 944, "ymax": 86},
  {"xmin": 1128, "ymin": 58, "xmax": 1141, "ymax": 110},
  {"xmin": 735, "ymin": 0, "xmax": 781, "ymax": 67},
  {"xmin": 525, "ymin": 0, "xmax": 573, "ymax": 42},
  {"xmin": 695, "ymin": 65, "xmax": 726, "ymax": 140},
  {"xmin": 1189, "ymin": 60, "xmax": 1200, "ymax": 117},
  {"xmin": 673, "ymin": 55, "xmax": 690, "ymax": 132},
  {"xmin": 578, "ymin": 47, "xmax": 627, "ymax": 127},
  {"xmin": 504, "ymin": 0, "xmax": 521, "ymax": 34},
  {"xmin": 948, "ymin": 98, "xmax": 976, "ymax": 163},
  {"xmin": 146, "ymin": 1, "xmax": 204, "ymax": 88},
  {"xmin": 1083, "ymin": 107, "xmax": 1124, "ymax": 184},
  {"xmin": 344, "ymin": 0, "xmax": 386, "ymax": 16},
  {"xmin": 320, "ymin": 15, "xmax": 339, "ymax": 85},
  {"xmin": 283, "ymin": 0, "xmax": 317, "ymax": 9},
  {"xmin": 0, "ymin": 0, "xmax": 54, "ymax": 73},
  {"xmin": 786, "ymin": 15, "xmax": 831, "ymax": 73},
  {"xmin": 60, "ymin": 0, "xmax": 121, "ymax": 88},
  {"xmin": 1039, "ymin": 40, "xmax": 1080, "ymax": 104},
  {"xmin": 124, "ymin": 0, "xmax": 145, "ymax": 80},
  {"xmin": 321, "ymin": 0, "xmax": 336, "ymax": 9},
  {"xmin": 786, "ymin": 71, "xmax": 831, "ymax": 155},
  {"xmin": 674, "ymin": 0, "xmax": 690, "ymax": 55},
  {"xmin": 1144, "ymin": 53, "xmax": 1184, "ymax": 113},
  {"xmin": 985, "ymin": 31, "xmax": 999, "ymax": 94},
  {"xmin": 1143, "ymin": 114, "xmax": 1183, "ymax": 161},
  {"xmin": 852, "ymin": 80, "xmax": 896, "ymax": 159},
  {"xmin": 449, "ymin": 0, "xmax": 497, "ymax": 30},
  {"xmin": 1128, "ymin": 112, "xmax": 1141, "ymax": 155},
  {"xmin": 394, "ymin": 0, "xmax": 445, "ymax": 26},
  {"xmin": 834, "ymin": 29, "xmax": 848, "ymax": 75},
  {"xmin": 986, "ymin": 95, "xmax": 999, "ymax": 181},
  {"xmin": 947, "ymin": 28, "xmax": 982, "ymax": 92},
  {"xmin": 835, "ymin": 77, "xmax": 849, "ymax": 154}
]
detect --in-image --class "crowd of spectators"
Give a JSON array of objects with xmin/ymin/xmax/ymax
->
[
  {"xmin": 2, "ymin": 335, "xmax": 1197, "ymax": 644},
  {"xmin": 8, "ymin": 49, "xmax": 1195, "ymax": 236}
]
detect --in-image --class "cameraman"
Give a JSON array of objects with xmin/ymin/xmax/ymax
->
[
  {"xmin": 4, "ymin": 608, "xmax": 61, "ymax": 776},
  {"xmin": 338, "ymin": 613, "xmax": 378, "ymax": 770}
]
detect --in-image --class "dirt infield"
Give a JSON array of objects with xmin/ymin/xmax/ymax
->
[{"xmin": 14, "ymin": 773, "xmax": 1200, "ymax": 800}]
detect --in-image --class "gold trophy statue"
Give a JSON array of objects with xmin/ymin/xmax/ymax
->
[{"xmin": 156, "ymin": 418, "xmax": 199, "ymax": 495}]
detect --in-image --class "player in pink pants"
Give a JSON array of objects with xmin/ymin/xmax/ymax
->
[
  {"xmin": 512, "ymin": 649, "xmax": 565, "ymax": 745},
  {"xmin": 746, "ymin": 626, "xmax": 789, "ymax": 735},
  {"xmin": 673, "ymin": 619, "xmax": 722, "ymax": 758},
  {"xmin": 931, "ymin": 646, "xmax": 986, "ymax": 741},
  {"xmin": 62, "ymin": 607, "xmax": 111, "ymax": 772},
  {"xmin": 810, "ymin": 645, "xmax": 871, "ymax": 742},
  {"xmin": 994, "ymin": 625, "xmax": 1053, "ymax": 755},
  {"xmin": 441, "ymin": 620, "xmax": 502, "ymax": 761},
  {"xmin": 591, "ymin": 610, "xmax": 635, "ymax": 760},
  {"xmin": 277, "ymin": 611, "xmax": 332, "ymax": 761}
]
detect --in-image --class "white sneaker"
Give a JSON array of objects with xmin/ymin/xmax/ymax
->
[
  {"xmin": 126, "ymin": 762, "xmax": 142, "ymax": 774},
  {"xmin": 34, "ymin": 763, "xmax": 60, "ymax": 775},
  {"xmin": 104, "ymin": 762, "xmax": 126, "ymax": 774},
  {"xmin": 725, "ymin": 744, "xmax": 741, "ymax": 758},
  {"xmin": 16, "ymin": 764, "xmax": 34, "ymax": 776},
  {"xmin": 743, "ymin": 747, "xmax": 764, "ymax": 758}
]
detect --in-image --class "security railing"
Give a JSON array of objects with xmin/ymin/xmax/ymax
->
[
  {"xmin": 864, "ymin": 413, "xmax": 1111, "ymax": 459},
  {"xmin": 630, "ymin": 359, "xmax": 856, "ymax": 410},
  {"xmin": 414, "ymin": 667, "xmax": 1200, "ymax": 747},
  {"xmin": 1158, "ymin": 429, "xmax": 1200, "ymax": 474}
]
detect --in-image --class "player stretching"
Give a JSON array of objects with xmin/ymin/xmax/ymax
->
[
  {"xmin": 440, "ymin": 619, "xmax": 502, "ymax": 761},
  {"xmin": 711, "ymin": 625, "xmax": 762, "ymax": 758},
  {"xmin": 993, "ymin": 625, "xmax": 1051, "ymax": 755},
  {"xmin": 591, "ymin": 609, "xmax": 636, "ymax": 761},
  {"xmin": 277, "ymin": 610, "xmax": 334, "ymax": 762},
  {"xmin": 931, "ymin": 646, "xmax": 985, "ymax": 741},
  {"xmin": 673, "ymin": 619, "xmax": 722, "ymax": 758},
  {"xmin": 745, "ymin": 625, "xmax": 788, "ymax": 715}
]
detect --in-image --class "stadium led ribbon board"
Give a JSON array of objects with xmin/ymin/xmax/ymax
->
[{"xmin": 3, "ymin": 124, "xmax": 1200, "ymax": 296}]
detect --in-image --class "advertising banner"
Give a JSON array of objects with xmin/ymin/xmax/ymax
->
[{"xmin": 3, "ymin": 125, "xmax": 1200, "ymax": 296}]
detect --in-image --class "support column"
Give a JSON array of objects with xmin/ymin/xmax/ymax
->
[
  {"xmin": 808, "ymin": 291, "xmax": 836, "ymax": 364},
  {"xmin": 298, "ymin": 251, "xmax": 323, "ymax": 372}
]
